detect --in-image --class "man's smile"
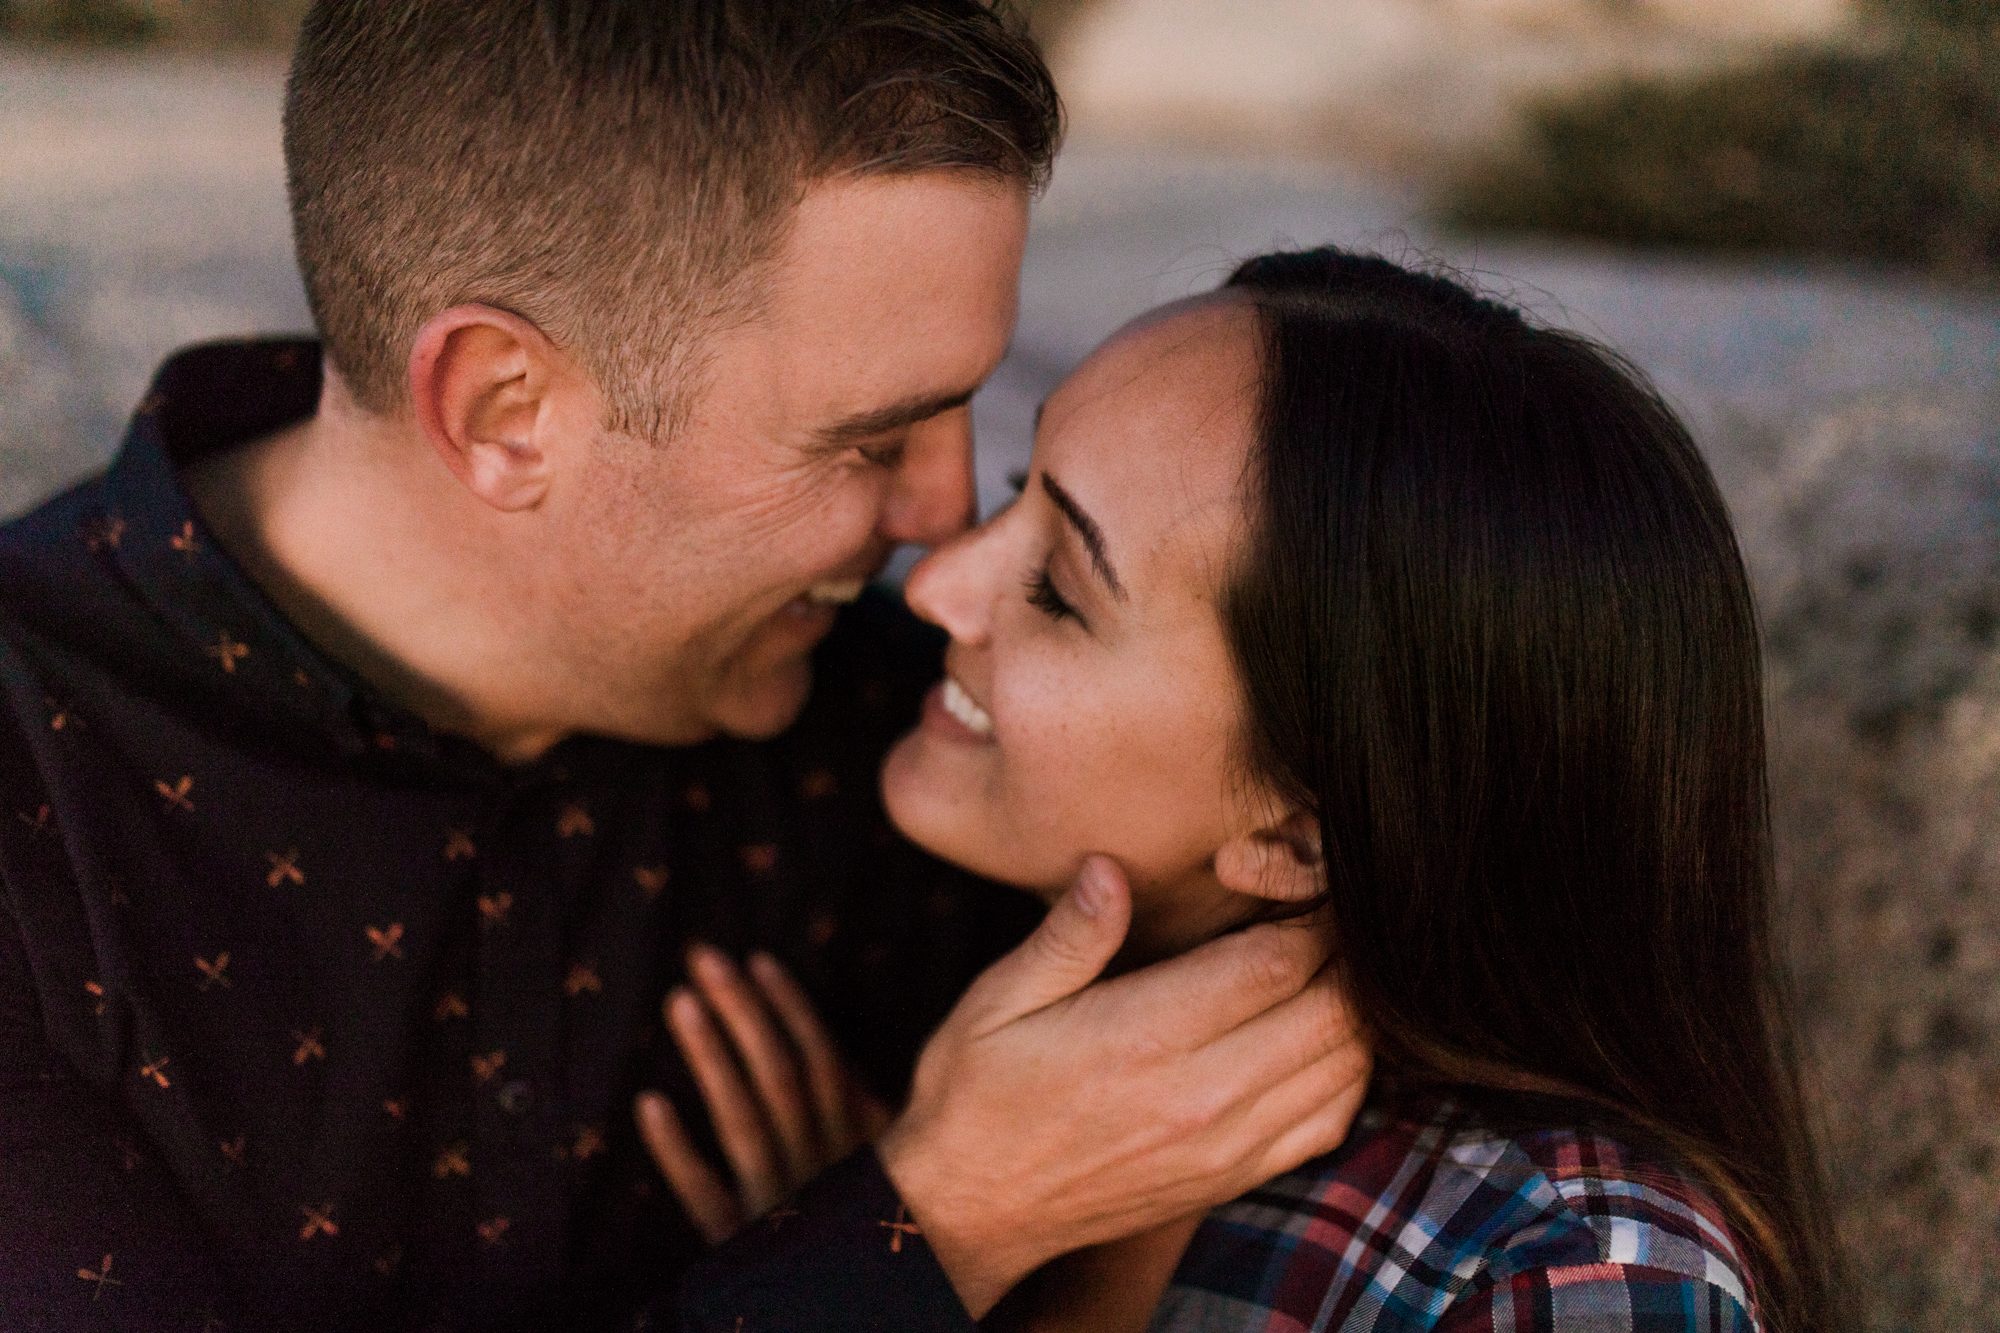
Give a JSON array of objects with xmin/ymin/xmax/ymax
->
[{"xmin": 806, "ymin": 579, "xmax": 868, "ymax": 606}]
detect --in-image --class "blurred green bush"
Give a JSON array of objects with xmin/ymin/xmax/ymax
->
[
  {"xmin": 1014, "ymin": 0, "xmax": 1092, "ymax": 45},
  {"xmin": 0, "ymin": 0, "xmax": 155, "ymax": 42},
  {"xmin": 1, "ymin": 0, "xmax": 314, "ymax": 46},
  {"xmin": 1, "ymin": 0, "xmax": 1080, "ymax": 51},
  {"xmin": 1447, "ymin": 6, "xmax": 2000, "ymax": 275},
  {"xmin": 1881, "ymin": 0, "xmax": 2000, "ymax": 24}
]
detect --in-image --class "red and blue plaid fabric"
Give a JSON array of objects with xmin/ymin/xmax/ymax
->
[{"xmin": 1156, "ymin": 1093, "xmax": 1757, "ymax": 1332}]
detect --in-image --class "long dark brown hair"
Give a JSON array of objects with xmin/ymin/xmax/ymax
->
[{"xmin": 1221, "ymin": 249, "xmax": 1839, "ymax": 1332}]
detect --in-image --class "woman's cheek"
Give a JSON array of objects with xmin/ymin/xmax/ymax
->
[{"xmin": 990, "ymin": 682, "xmax": 1106, "ymax": 881}]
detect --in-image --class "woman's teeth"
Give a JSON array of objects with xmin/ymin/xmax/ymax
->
[
  {"xmin": 807, "ymin": 579, "xmax": 867, "ymax": 606},
  {"xmin": 942, "ymin": 676, "xmax": 994, "ymax": 737}
]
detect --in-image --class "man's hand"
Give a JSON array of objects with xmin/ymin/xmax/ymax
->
[
  {"xmin": 635, "ymin": 948, "xmax": 890, "ymax": 1243},
  {"xmin": 876, "ymin": 856, "xmax": 1371, "ymax": 1318}
]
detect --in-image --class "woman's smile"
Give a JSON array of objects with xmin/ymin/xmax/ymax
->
[
  {"xmin": 939, "ymin": 675, "xmax": 995, "ymax": 737},
  {"xmin": 922, "ymin": 673, "xmax": 997, "ymax": 743}
]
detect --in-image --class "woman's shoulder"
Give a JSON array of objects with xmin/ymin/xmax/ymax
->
[{"xmin": 1154, "ymin": 1091, "xmax": 1758, "ymax": 1332}]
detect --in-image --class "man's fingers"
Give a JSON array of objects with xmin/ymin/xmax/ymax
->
[
  {"xmin": 1090, "ymin": 992, "xmax": 1366, "ymax": 1208},
  {"xmin": 1248, "ymin": 1051, "xmax": 1374, "ymax": 1186},
  {"xmin": 1174, "ymin": 1027, "xmax": 1368, "ymax": 1202},
  {"xmin": 688, "ymin": 947, "xmax": 816, "ymax": 1183},
  {"xmin": 951, "ymin": 856, "xmax": 1130, "ymax": 1032},
  {"xmin": 1141, "ymin": 1044, "xmax": 1370, "ymax": 1215},
  {"xmin": 664, "ymin": 987, "xmax": 786, "ymax": 1216},
  {"xmin": 1089, "ymin": 914, "xmax": 1334, "ymax": 1055},
  {"xmin": 1188, "ymin": 964, "xmax": 1356, "ymax": 1095},
  {"xmin": 634, "ymin": 1091, "xmax": 745, "ymax": 1244},
  {"xmin": 748, "ymin": 952, "xmax": 855, "ymax": 1156}
]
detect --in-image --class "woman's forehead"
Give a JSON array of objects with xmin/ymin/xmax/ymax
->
[
  {"xmin": 1037, "ymin": 298, "xmax": 1262, "ymax": 597},
  {"xmin": 1106, "ymin": 288, "xmax": 1258, "ymax": 346},
  {"xmin": 1042, "ymin": 297, "xmax": 1261, "ymax": 450}
]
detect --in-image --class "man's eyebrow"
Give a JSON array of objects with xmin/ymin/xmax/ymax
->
[
  {"xmin": 813, "ymin": 388, "xmax": 977, "ymax": 448},
  {"xmin": 1041, "ymin": 472, "xmax": 1124, "ymax": 599}
]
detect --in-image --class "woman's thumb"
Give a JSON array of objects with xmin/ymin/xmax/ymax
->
[{"xmin": 968, "ymin": 855, "xmax": 1131, "ymax": 1026}]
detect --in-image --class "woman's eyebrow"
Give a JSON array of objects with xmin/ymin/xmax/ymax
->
[{"xmin": 1040, "ymin": 473, "xmax": 1125, "ymax": 600}]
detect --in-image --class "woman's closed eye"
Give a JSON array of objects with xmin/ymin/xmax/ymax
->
[{"xmin": 1026, "ymin": 561, "xmax": 1082, "ymax": 626}]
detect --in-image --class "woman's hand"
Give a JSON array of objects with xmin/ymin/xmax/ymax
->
[{"xmin": 634, "ymin": 946, "xmax": 891, "ymax": 1244}]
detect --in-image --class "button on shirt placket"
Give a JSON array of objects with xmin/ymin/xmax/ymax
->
[{"xmin": 469, "ymin": 777, "xmax": 570, "ymax": 1304}]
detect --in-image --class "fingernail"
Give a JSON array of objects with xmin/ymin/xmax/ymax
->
[
  {"xmin": 1073, "ymin": 858, "xmax": 1112, "ymax": 918},
  {"xmin": 748, "ymin": 952, "xmax": 781, "ymax": 981},
  {"xmin": 667, "ymin": 987, "xmax": 701, "ymax": 1025},
  {"xmin": 689, "ymin": 945, "xmax": 733, "ymax": 984}
]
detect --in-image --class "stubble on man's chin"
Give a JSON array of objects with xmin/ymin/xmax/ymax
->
[{"xmin": 705, "ymin": 659, "xmax": 817, "ymax": 742}]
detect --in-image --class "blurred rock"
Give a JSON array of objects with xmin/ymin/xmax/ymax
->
[
  {"xmin": 0, "ymin": 256, "xmax": 90, "ymax": 516},
  {"xmin": 1729, "ymin": 389, "xmax": 2000, "ymax": 1327},
  {"xmin": 1756, "ymin": 393, "xmax": 2000, "ymax": 737},
  {"xmin": 0, "ymin": 48, "xmax": 309, "ymax": 517},
  {"xmin": 1775, "ymin": 650, "xmax": 2000, "ymax": 1331}
]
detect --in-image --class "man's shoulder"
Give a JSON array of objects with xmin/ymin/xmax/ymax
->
[
  {"xmin": 0, "ymin": 474, "xmax": 117, "ymax": 630},
  {"xmin": 0, "ymin": 471, "xmax": 219, "ymax": 733},
  {"xmin": 0, "ymin": 478, "xmax": 164, "ymax": 738}
]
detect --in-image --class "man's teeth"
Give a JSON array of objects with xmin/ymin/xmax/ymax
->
[
  {"xmin": 942, "ymin": 677, "xmax": 994, "ymax": 737},
  {"xmin": 806, "ymin": 579, "xmax": 867, "ymax": 606}
]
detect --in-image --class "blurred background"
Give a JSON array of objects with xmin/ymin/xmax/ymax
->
[{"xmin": 3, "ymin": 2, "xmax": 1997, "ymax": 1326}]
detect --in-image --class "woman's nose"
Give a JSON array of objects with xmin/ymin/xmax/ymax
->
[{"xmin": 902, "ymin": 521, "xmax": 996, "ymax": 646}]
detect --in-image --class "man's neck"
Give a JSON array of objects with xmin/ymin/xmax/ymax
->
[{"xmin": 181, "ymin": 379, "xmax": 571, "ymax": 765}]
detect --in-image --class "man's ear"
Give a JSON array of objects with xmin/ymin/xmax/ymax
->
[
  {"xmin": 409, "ymin": 305, "xmax": 564, "ymax": 513},
  {"xmin": 1213, "ymin": 809, "xmax": 1323, "ymax": 904}
]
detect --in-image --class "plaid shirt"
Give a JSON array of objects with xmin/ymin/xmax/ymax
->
[{"xmin": 1155, "ymin": 1093, "xmax": 1757, "ymax": 1333}]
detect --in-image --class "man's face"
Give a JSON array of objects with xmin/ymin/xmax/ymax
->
[{"xmin": 549, "ymin": 170, "xmax": 1029, "ymax": 745}]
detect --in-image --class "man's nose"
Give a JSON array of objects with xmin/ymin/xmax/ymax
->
[{"xmin": 878, "ymin": 408, "xmax": 977, "ymax": 548}]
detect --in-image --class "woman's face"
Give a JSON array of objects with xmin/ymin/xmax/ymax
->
[{"xmin": 882, "ymin": 295, "xmax": 1309, "ymax": 962}]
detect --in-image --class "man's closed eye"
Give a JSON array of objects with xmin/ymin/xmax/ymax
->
[{"xmin": 854, "ymin": 440, "xmax": 907, "ymax": 468}]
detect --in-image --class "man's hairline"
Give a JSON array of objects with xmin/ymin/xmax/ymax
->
[
  {"xmin": 334, "ymin": 159, "xmax": 1037, "ymax": 442},
  {"xmin": 636, "ymin": 160, "xmax": 1036, "ymax": 446}
]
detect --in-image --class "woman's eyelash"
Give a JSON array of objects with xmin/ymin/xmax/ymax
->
[{"xmin": 1026, "ymin": 563, "xmax": 1078, "ymax": 623}]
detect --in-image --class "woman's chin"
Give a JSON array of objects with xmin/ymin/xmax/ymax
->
[{"xmin": 880, "ymin": 729, "xmax": 1059, "ymax": 899}]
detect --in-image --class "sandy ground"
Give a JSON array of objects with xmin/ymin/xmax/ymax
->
[
  {"xmin": 3, "ymin": 47, "xmax": 1998, "ymax": 1330},
  {"xmin": 1045, "ymin": 0, "xmax": 1855, "ymax": 171}
]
